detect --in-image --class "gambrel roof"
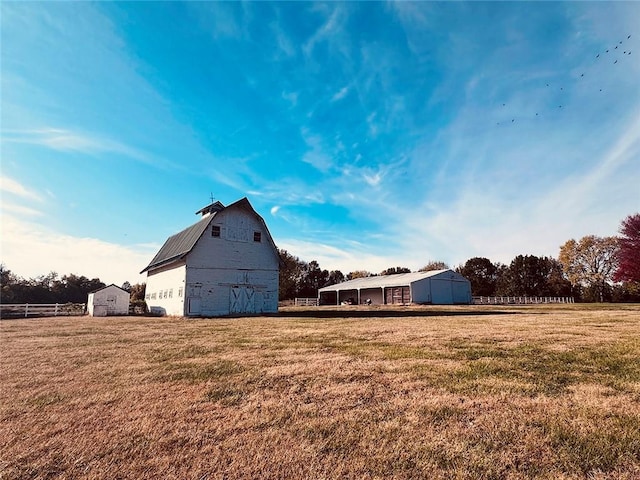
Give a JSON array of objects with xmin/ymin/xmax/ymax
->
[
  {"xmin": 140, "ymin": 216, "xmax": 211, "ymax": 273},
  {"xmin": 140, "ymin": 197, "xmax": 278, "ymax": 274}
]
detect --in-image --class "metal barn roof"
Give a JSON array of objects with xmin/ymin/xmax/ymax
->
[
  {"xmin": 140, "ymin": 197, "xmax": 280, "ymax": 274},
  {"xmin": 318, "ymin": 269, "xmax": 453, "ymax": 292},
  {"xmin": 140, "ymin": 215, "xmax": 212, "ymax": 273}
]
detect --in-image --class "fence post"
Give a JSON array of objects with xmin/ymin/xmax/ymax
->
[
  {"xmin": 54, "ymin": 303, "xmax": 59, "ymax": 316},
  {"xmin": 24, "ymin": 303, "xmax": 29, "ymax": 317}
]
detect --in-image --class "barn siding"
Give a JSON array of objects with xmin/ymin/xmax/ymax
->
[
  {"xmin": 410, "ymin": 279, "xmax": 431, "ymax": 304},
  {"xmin": 188, "ymin": 209, "xmax": 280, "ymax": 270},
  {"xmin": 145, "ymin": 264, "xmax": 187, "ymax": 316},
  {"xmin": 186, "ymin": 268, "xmax": 278, "ymax": 316}
]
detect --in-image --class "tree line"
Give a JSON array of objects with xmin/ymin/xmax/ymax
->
[
  {"xmin": 2, "ymin": 214, "xmax": 638, "ymax": 304},
  {"xmin": 279, "ymin": 213, "xmax": 639, "ymax": 302},
  {"xmin": 0, "ymin": 268, "xmax": 146, "ymax": 305}
]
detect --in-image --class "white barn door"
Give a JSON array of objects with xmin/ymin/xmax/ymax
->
[
  {"xmin": 187, "ymin": 284, "xmax": 202, "ymax": 316},
  {"xmin": 230, "ymin": 287, "xmax": 255, "ymax": 314}
]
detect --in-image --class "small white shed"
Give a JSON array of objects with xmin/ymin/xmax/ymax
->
[{"xmin": 87, "ymin": 284, "xmax": 130, "ymax": 316}]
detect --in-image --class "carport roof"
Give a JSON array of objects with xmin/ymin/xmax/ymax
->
[{"xmin": 318, "ymin": 270, "xmax": 451, "ymax": 292}]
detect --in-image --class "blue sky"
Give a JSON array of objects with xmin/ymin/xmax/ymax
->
[{"xmin": 2, "ymin": 2, "xmax": 639, "ymax": 285}]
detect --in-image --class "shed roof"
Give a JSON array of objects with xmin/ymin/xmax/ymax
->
[
  {"xmin": 318, "ymin": 269, "xmax": 454, "ymax": 292},
  {"xmin": 89, "ymin": 283, "xmax": 130, "ymax": 294}
]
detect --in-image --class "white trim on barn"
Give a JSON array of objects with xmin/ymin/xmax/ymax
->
[
  {"xmin": 87, "ymin": 284, "xmax": 130, "ymax": 316},
  {"xmin": 318, "ymin": 269, "xmax": 472, "ymax": 306}
]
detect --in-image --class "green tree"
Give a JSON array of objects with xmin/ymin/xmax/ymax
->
[
  {"xmin": 298, "ymin": 260, "xmax": 328, "ymax": 297},
  {"xmin": 0, "ymin": 264, "xmax": 23, "ymax": 303},
  {"xmin": 129, "ymin": 283, "xmax": 146, "ymax": 302},
  {"xmin": 457, "ymin": 257, "xmax": 498, "ymax": 296},
  {"xmin": 346, "ymin": 270, "xmax": 372, "ymax": 280},
  {"xmin": 278, "ymin": 249, "xmax": 305, "ymax": 300},
  {"xmin": 380, "ymin": 266, "xmax": 411, "ymax": 275},
  {"xmin": 418, "ymin": 261, "xmax": 449, "ymax": 272},
  {"xmin": 326, "ymin": 270, "xmax": 345, "ymax": 286},
  {"xmin": 559, "ymin": 236, "xmax": 619, "ymax": 302},
  {"xmin": 494, "ymin": 256, "xmax": 570, "ymax": 297}
]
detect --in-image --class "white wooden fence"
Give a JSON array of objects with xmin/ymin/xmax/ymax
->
[
  {"xmin": 294, "ymin": 297, "xmax": 319, "ymax": 307},
  {"xmin": 473, "ymin": 296, "xmax": 574, "ymax": 305},
  {"xmin": 0, "ymin": 303, "xmax": 86, "ymax": 319}
]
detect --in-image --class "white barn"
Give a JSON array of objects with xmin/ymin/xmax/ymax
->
[
  {"xmin": 87, "ymin": 284, "xmax": 130, "ymax": 316},
  {"xmin": 141, "ymin": 197, "xmax": 280, "ymax": 317},
  {"xmin": 318, "ymin": 269, "xmax": 472, "ymax": 306}
]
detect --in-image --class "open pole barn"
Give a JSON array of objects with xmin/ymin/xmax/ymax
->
[
  {"xmin": 318, "ymin": 269, "xmax": 472, "ymax": 306},
  {"xmin": 87, "ymin": 284, "xmax": 130, "ymax": 316}
]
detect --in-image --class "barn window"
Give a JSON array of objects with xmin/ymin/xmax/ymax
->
[
  {"xmin": 254, "ymin": 231, "xmax": 261, "ymax": 242},
  {"xmin": 169, "ymin": 288, "xmax": 173, "ymax": 298},
  {"xmin": 212, "ymin": 225, "xmax": 221, "ymax": 237},
  {"xmin": 178, "ymin": 287, "xmax": 183, "ymax": 298}
]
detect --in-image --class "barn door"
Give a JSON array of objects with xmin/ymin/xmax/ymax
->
[
  {"xmin": 106, "ymin": 295, "xmax": 117, "ymax": 315},
  {"xmin": 187, "ymin": 283, "xmax": 202, "ymax": 316},
  {"xmin": 188, "ymin": 297, "xmax": 201, "ymax": 315},
  {"xmin": 230, "ymin": 286, "xmax": 255, "ymax": 314},
  {"xmin": 385, "ymin": 287, "xmax": 410, "ymax": 305}
]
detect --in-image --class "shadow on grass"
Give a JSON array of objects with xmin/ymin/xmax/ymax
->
[{"xmin": 272, "ymin": 308, "xmax": 521, "ymax": 319}]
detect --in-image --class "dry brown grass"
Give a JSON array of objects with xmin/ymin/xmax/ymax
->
[{"xmin": 1, "ymin": 304, "xmax": 639, "ymax": 479}]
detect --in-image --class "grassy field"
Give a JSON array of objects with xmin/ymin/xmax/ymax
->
[{"xmin": 1, "ymin": 304, "xmax": 639, "ymax": 479}]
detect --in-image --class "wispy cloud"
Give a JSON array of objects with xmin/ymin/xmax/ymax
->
[
  {"xmin": 362, "ymin": 170, "xmax": 383, "ymax": 187},
  {"xmin": 278, "ymin": 238, "xmax": 399, "ymax": 274},
  {"xmin": 0, "ymin": 176, "xmax": 43, "ymax": 202},
  {"xmin": 1, "ymin": 203, "xmax": 44, "ymax": 217},
  {"xmin": 300, "ymin": 127, "xmax": 334, "ymax": 172},
  {"xmin": 303, "ymin": 4, "xmax": 346, "ymax": 58},
  {"xmin": 331, "ymin": 85, "xmax": 350, "ymax": 102},
  {"xmin": 2, "ymin": 128, "xmax": 151, "ymax": 162}
]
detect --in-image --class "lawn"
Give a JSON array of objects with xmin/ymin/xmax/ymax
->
[{"xmin": 1, "ymin": 304, "xmax": 639, "ymax": 479}]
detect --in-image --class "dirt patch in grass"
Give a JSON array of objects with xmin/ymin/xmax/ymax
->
[{"xmin": 1, "ymin": 305, "xmax": 639, "ymax": 479}]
